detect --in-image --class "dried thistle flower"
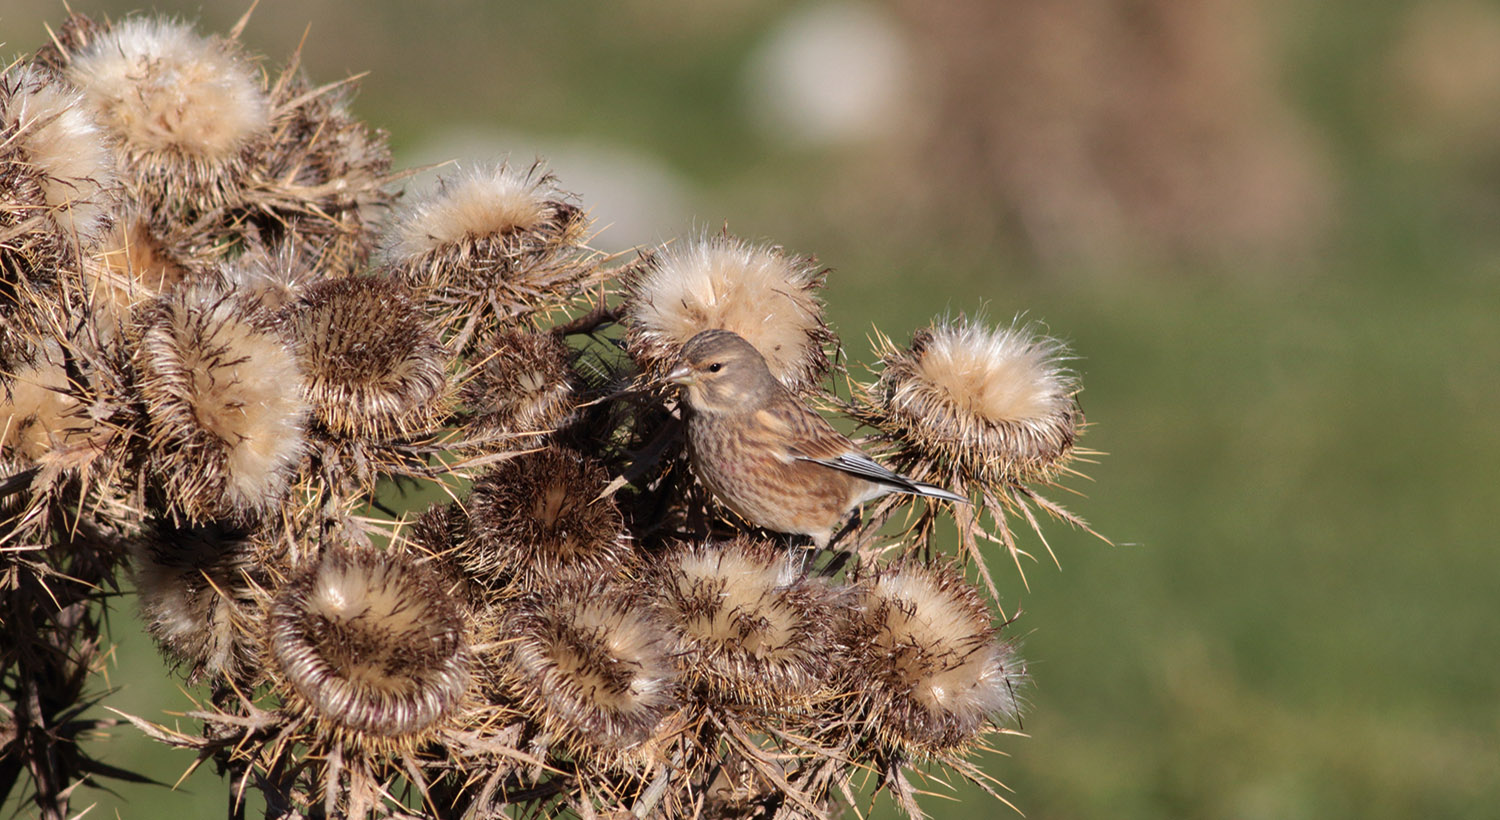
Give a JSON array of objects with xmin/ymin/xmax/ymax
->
[
  {"xmin": 860, "ymin": 318, "xmax": 1080, "ymax": 488},
  {"xmin": 132, "ymin": 520, "xmax": 264, "ymax": 684},
  {"xmin": 65, "ymin": 17, "xmax": 271, "ymax": 212},
  {"xmin": 459, "ymin": 331, "xmax": 579, "ymax": 444},
  {"xmin": 248, "ymin": 68, "xmax": 394, "ymax": 276},
  {"xmin": 384, "ymin": 163, "xmax": 584, "ymax": 283},
  {"xmin": 218, "ymin": 235, "xmax": 323, "ymax": 314},
  {"xmin": 266, "ymin": 545, "xmax": 473, "ymax": 747},
  {"xmin": 654, "ymin": 536, "xmax": 836, "ymax": 709},
  {"xmin": 463, "ymin": 446, "xmax": 632, "ymax": 587},
  {"xmin": 1, "ymin": 343, "xmax": 91, "ymax": 466},
  {"xmin": 842, "ymin": 561, "xmax": 1023, "ymax": 758},
  {"xmin": 134, "ymin": 286, "xmax": 308, "ymax": 520},
  {"xmin": 848, "ymin": 317, "xmax": 1096, "ymax": 578},
  {"xmin": 622, "ymin": 233, "xmax": 835, "ymax": 393},
  {"xmin": 382, "ymin": 163, "xmax": 591, "ymax": 340},
  {"xmin": 0, "ymin": 65, "xmax": 117, "ymax": 251},
  {"xmin": 281, "ymin": 276, "xmax": 447, "ymax": 439},
  {"xmin": 79, "ymin": 212, "xmax": 194, "ymax": 339},
  {"xmin": 501, "ymin": 578, "xmax": 680, "ymax": 765}
]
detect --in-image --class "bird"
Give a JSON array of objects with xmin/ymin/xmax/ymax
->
[{"xmin": 665, "ymin": 328, "xmax": 967, "ymax": 550}]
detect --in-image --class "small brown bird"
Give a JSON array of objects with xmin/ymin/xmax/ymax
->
[{"xmin": 667, "ymin": 329, "xmax": 967, "ymax": 549}]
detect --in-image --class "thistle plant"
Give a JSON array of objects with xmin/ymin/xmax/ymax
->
[{"xmin": 1, "ymin": 11, "xmax": 1103, "ymax": 820}]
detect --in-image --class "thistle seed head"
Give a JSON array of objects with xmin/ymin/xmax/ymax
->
[
  {"xmin": 459, "ymin": 331, "xmax": 579, "ymax": 443},
  {"xmin": 463, "ymin": 446, "xmax": 632, "ymax": 587},
  {"xmin": 501, "ymin": 578, "xmax": 679, "ymax": 764},
  {"xmin": 654, "ymin": 536, "xmax": 837, "ymax": 709},
  {"xmin": 267, "ymin": 545, "xmax": 472, "ymax": 747},
  {"xmin": 134, "ymin": 286, "xmax": 308, "ymax": 520},
  {"xmin": 133, "ymin": 520, "xmax": 263, "ymax": 684},
  {"xmin": 383, "ymin": 163, "xmax": 584, "ymax": 284},
  {"xmin": 0, "ymin": 65, "xmax": 118, "ymax": 250},
  {"xmin": 622, "ymin": 233, "xmax": 835, "ymax": 394},
  {"xmin": 1, "ymin": 356, "xmax": 88, "ymax": 480},
  {"xmin": 860, "ymin": 318, "xmax": 1081, "ymax": 488},
  {"xmin": 842, "ymin": 561, "xmax": 1024, "ymax": 757},
  {"xmin": 218, "ymin": 237, "xmax": 323, "ymax": 315},
  {"xmin": 65, "ymin": 16, "xmax": 270, "ymax": 211},
  {"xmin": 281, "ymin": 276, "xmax": 447, "ymax": 439}
]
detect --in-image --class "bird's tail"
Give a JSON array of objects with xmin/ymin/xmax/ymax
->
[{"xmin": 902, "ymin": 480, "xmax": 969, "ymax": 505}]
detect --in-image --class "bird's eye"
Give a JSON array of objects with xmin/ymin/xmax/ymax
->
[{"xmin": 707, "ymin": 362, "xmax": 724, "ymax": 373}]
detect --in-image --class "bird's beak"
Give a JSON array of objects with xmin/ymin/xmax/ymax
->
[{"xmin": 665, "ymin": 365, "xmax": 695, "ymax": 386}]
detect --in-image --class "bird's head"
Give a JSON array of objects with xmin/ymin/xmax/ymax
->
[{"xmin": 665, "ymin": 329, "xmax": 780, "ymax": 413}]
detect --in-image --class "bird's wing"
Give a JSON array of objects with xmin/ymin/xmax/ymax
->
[
  {"xmin": 752, "ymin": 399, "xmax": 969, "ymax": 504},
  {"xmin": 749, "ymin": 401, "xmax": 853, "ymax": 463},
  {"xmin": 799, "ymin": 452, "xmax": 969, "ymax": 503},
  {"xmin": 803, "ymin": 450, "xmax": 913, "ymax": 486}
]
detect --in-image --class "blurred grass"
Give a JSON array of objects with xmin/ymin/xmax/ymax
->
[{"xmin": 5, "ymin": 0, "xmax": 1499, "ymax": 818}]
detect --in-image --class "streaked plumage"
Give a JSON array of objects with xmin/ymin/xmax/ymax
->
[{"xmin": 668, "ymin": 329, "xmax": 966, "ymax": 549}]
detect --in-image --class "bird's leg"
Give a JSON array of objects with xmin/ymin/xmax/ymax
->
[
  {"xmin": 813, "ymin": 510, "xmax": 864, "ymax": 577},
  {"xmin": 829, "ymin": 508, "xmax": 862, "ymax": 550},
  {"xmin": 820, "ymin": 547, "xmax": 854, "ymax": 578}
]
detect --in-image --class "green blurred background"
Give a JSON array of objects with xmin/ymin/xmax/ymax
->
[{"xmin": 5, "ymin": 0, "xmax": 1498, "ymax": 817}]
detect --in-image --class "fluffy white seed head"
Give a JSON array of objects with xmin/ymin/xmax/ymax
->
[
  {"xmin": 268, "ymin": 546, "xmax": 472, "ymax": 747},
  {"xmin": 908, "ymin": 321, "xmax": 1075, "ymax": 427},
  {"xmin": 135, "ymin": 286, "xmax": 308, "ymax": 518},
  {"xmin": 867, "ymin": 318, "xmax": 1081, "ymax": 486},
  {"xmin": 657, "ymin": 537, "xmax": 835, "ymax": 707},
  {"xmin": 847, "ymin": 562, "xmax": 1024, "ymax": 757},
  {"xmin": 623, "ymin": 233, "xmax": 834, "ymax": 393},
  {"xmin": 385, "ymin": 163, "xmax": 570, "ymax": 266},
  {"xmin": 1, "ymin": 344, "xmax": 87, "ymax": 465},
  {"xmin": 504, "ymin": 580, "xmax": 679, "ymax": 764},
  {"xmin": 66, "ymin": 17, "xmax": 270, "ymax": 204},
  {"xmin": 1, "ymin": 66, "xmax": 117, "ymax": 247},
  {"xmin": 133, "ymin": 521, "xmax": 262, "ymax": 684}
]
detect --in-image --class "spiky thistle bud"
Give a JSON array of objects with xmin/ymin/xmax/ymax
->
[
  {"xmin": 0, "ymin": 65, "xmax": 117, "ymax": 253},
  {"xmin": 856, "ymin": 318, "xmax": 1080, "ymax": 489},
  {"xmin": 65, "ymin": 17, "xmax": 271, "ymax": 212},
  {"xmin": 134, "ymin": 286, "xmax": 307, "ymax": 520},
  {"xmin": 463, "ymin": 446, "xmax": 633, "ymax": 587},
  {"xmin": 459, "ymin": 331, "xmax": 579, "ymax": 444},
  {"xmin": 281, "ymin": 276, "xmax": 447, "ymax": 439},
  {"xmin": 653, "ymin": 536, "xmax": 837, "ymax": 709},
  {"xmin": 621, "ymin": 233, "xmax": 835, "ymax": 393},
  {"xmin": 267, "ymin": 545, "xmax": 472, "ymax": 748},
  {"xmin": 841, "ymin": 561, "xmax": 1023, "ymax": 758},
  {"xmin": 501, "ymin": 578, "xmax": 679, "ymax": 766},
  {"xmin": 132, "ymin": 520, "xmax": 264, "ymax": 684}
]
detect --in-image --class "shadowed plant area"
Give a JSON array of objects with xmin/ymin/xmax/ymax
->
[{"xmin": 3, "ymin": 1, "xmax": 1498, "ymax": 819}]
